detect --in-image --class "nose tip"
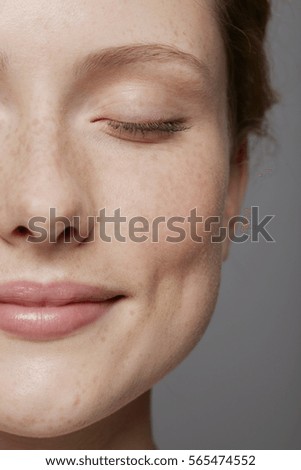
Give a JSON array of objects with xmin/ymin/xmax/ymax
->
[
  {"xmin": 0, "ymin": 175, "xmax": 94, "ymax": 247},
  {"xmin": 27, "ymin": 207, "xmax": 93, "ymax": 245},
  {"xmin": 1, "ymin": 204, "xmax": 93, "ymax": 247}
]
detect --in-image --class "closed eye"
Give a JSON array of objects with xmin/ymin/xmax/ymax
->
[{"xmin": 91, "ymin": 117, "xmax": 191, "ymax": 142}]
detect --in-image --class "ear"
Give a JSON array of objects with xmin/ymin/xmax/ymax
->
[{"xmin": 222, "ymin": 139, "xmax": 249, "ymax": 261}]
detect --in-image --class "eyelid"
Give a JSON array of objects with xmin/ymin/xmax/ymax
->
[{"xmin": 92, "ymin": 117, "xmax": 191, "ymax": 142}]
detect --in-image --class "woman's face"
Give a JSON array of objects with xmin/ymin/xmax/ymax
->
[{"xmin": 0, "ymin": 0, "xmax": 243, "ymax": 437}]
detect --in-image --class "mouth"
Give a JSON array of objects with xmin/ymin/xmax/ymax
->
[{"xmin": 0, "ymin": 281, "xmax": 126, "ymax": 341}]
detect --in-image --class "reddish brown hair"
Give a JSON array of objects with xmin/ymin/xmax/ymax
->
[{"xmin": 215, "ymin": 0, "xmax": 277, "ymax": 149}]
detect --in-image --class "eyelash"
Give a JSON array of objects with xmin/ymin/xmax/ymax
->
[{"xmin": 98, "ymin": 118, "xmax": 191, "ymax": 139}]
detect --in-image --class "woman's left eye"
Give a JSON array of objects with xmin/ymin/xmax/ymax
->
[{"xmin": 92, "ymin": 118, "xmax": 191, "ymax": 142}]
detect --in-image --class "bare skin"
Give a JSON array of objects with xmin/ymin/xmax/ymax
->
[
  {"xmin": 0, "ymin": 0, "xmax": 247, "ymax": 449},
  {"xmin": 0, "ymin": 391, "xmax": 156, "ymax": 450}
]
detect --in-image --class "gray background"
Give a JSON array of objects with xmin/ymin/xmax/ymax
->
[{"xmin": 152, "ymin": 0, "xmax": 301, "ymax": 450}]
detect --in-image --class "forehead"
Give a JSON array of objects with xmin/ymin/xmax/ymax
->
[{"xmin": 0, "ymin": 0, "xmax": 225, "ymax": 83}]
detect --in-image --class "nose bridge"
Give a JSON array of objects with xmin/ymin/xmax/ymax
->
[
  {"xmin": 20, "ymin": 108, "xmax": 66, "ymax": 178},
  {"xmin": 20, "ymin": 79, "xmax": 65, "ymax": 156},
  {"xmin": 15, "ymin": 105, "xmax": 72, "ymax": 206},
  {"xmin": 15, "ymin": 68, "xmax": 71, "ymax": 165}
]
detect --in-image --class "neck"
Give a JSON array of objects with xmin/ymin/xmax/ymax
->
[{"xmin": 0, "ymin": 389, "xmax": 157, "ymax": 450}]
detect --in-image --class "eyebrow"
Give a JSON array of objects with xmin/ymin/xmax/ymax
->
[
  {"xmin": 0, "ymin": 43, "xmax": 212, "ymax": 86},
  {"xmin": 72, "ymin": 43, "xmax": 212, "ymax": 83}
]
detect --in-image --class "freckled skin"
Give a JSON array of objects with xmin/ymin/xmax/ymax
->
[{"xmin": 0, "ymin": 0, "xmax": 247, "ymax": 449}]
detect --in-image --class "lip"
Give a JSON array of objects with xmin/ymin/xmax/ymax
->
[{"xmin": 0, "ymin": 281, "xmax": 125, "ymax": 341}]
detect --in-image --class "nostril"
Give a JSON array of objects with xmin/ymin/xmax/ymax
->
[
  {"xmin": 63, "ymin": 226, "xmax": 73, "ymax": 240},
  {"xmin": 14, "ymin": 225, "xmax": 30, "ymax": 236},
  {"xmin": 58, "ymin": 226, "xmax": 75, "ymax": 243},
  {"xmin": 58, "ymin": 226, "xmax": 88, "ymax": 244}
]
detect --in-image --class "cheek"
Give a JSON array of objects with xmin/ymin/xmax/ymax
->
[
  {"xmin": 105, "ymin": 135, "xmax": 230, "ymax": 378},
  {"xmin": 112, "ymin": 214, "xmax": 224, "ymax": 396},
  {"xmin": 85, "ymin": 126, "xmax": 229, "ymax": 219}
]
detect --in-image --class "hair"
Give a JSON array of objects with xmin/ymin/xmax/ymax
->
[{"xmin": 215, "ymin": 0, "xmax": 278, "ymax": 153}]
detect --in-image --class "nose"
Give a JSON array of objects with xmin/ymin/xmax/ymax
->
[{"xmin": 0, "ymin": 115, "xmax": 93, "ymax": 248}]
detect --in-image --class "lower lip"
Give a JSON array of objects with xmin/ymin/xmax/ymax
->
[{"xmin": 0, "ymin": 298, "xmax": 120, "ymax": 341}]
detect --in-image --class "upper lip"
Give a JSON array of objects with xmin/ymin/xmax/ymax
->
[{"xmin": 0, "ymin": 281, "xmax": 124, "ymax": 307}]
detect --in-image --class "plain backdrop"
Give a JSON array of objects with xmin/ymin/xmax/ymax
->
[{"xmin": 152, "ymin": 0, "xmax": 301, "ymax": 450}]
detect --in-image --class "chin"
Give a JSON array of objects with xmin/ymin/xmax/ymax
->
[{"xmin": 0, "ymin": 406, "xmax": 90, "ymax": 439}]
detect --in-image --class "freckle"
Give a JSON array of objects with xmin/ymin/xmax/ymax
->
[{"xmin": 73, "ymin": 395, "xmax": 81, "ymax": 406}]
